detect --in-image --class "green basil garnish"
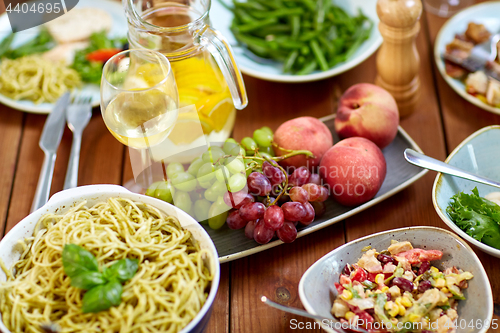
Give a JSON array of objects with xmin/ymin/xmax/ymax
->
[{"xmin": 62, "ymin": 244, "xmax": 139, "ymax": 314}]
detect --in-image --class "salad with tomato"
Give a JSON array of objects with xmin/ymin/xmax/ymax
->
[{"xmin": 331, "ymin": 241, "xmax": 473, "ymax": 333}]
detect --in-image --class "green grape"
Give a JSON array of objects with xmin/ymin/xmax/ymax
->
[
  {"xmin": 145, "ymin": 181, "xmax": 175, "ymax": 203},
  {"xmin": 166, "ymin": 162, "xmax": 184, "ymax": 179},
  {"xmin": 226, "ymin": 157, "xmax": 245, "ymax": 174},
  {"xmin": 260, "ymin": 126, "xmax": 273, "ymax": 136},
  {"xmin": 171, "ymin": 172, "xmax": 197, "ymax": 192},
  {"xmin": 241, "ymin": 137, "xmax": 257, "ymax": 151},
  {"xmin": 197, "ymin": 163, "xmax": 216, "ymax": 183},
  {"xmin": 260, "ymin": 146, "xmax": 275, "ymax": 157},
  {"xmin": 187, "ymin": 157, "xmax": 204, "ymax": 176},
  {"xmin": 194, "ymin": 199, "xmax": 211, "ymax": 223},
  {"xmin": 208, "ymin": 196, "xmax": 231, "ymax": 229},
  {"xmin": 202, "ymin": 146, "xmax": 225, "ymax": 164},
  {"xmin": 228, "ymin": 173, "xmax": 247, "ymax": 193},
  {"xmin": 215, "ymin": 165, "xmax": 230, "ymax": 183},
  {"xmin": 223, "ymin": 138, "xmax": 238, "ymax": 154},
  {"xmin": 239, "ymin": 147, "xmax": 246, "ymax": 157},
  {"xmin": 204, "ymin": 187, "xmax": 219, "ymax": 202},
  {"xmin": 198, "ymin": 179, "xmax": 214, "ymax": 189},
  {"xmin": 260, "ymin": 152, "xmax": 274, "ymax": 161},
  {"xmin": 173, "ymin": 191, "xmax": 192, "ymax": 213},
  {"xmin": 210, "ymin": 180, "xmax": 228, "ymax": 196},
  {"xmin": 253, "ymin": 129, "xmax": 273, "ymax": 148}
]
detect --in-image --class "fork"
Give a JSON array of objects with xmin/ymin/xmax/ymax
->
[{"xmin": 63, "ymin": 95, "xmax": 92, "ymax": 190}]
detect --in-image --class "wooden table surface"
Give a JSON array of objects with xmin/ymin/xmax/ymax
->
[{"xmin": 1, "ymin": 1, "xmax": 500, "ymax": 332}]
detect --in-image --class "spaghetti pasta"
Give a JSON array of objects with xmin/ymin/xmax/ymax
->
[
  {"xmin": 0, "ymin": 55, "xmax": 81, "ymax": 104},
  {"xmin": 0, "ymin": 197, "xmax": 213, "ymax": 333}
]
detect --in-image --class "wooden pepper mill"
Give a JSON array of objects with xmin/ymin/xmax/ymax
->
[{"xmin": 375, "ymin": 0, "xmax": 423, "ymax": 117}]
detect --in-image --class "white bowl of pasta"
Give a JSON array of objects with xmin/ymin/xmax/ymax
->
[{"xmin": 0, "ymin": 184, "xmax": 220, "ymax": 333}]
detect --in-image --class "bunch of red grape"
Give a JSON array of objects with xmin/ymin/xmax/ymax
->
[{"xmin": 224, "ymin": 162, "xmax": 328, "ymax": 244}]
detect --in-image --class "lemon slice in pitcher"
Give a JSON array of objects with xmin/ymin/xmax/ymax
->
[
  {"xmin": 196, "ymin": 92, "xmax": 234, "ymax": 132},
  {"xmin": 168, "ymin": 112, "xmax": 214, "ymax": 145}
]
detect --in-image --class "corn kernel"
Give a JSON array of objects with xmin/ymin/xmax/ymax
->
[
  {"xmin": 395, "ymin": 297, "xmax": 402, "ymax": 305},
  {"xmin": 400, "ymin": 296, "xmax": 412, "ymax": 308},
  {"xmin": 440, "ymin": 287, "xmax": 449, "ymax": 293},
  {"xmin": 345, "ymin": 311, "xmax": 356, "ymax": 321},
  {"xmin": 340, "ymin": 290, "xmax": 353, "ymax": 300},
  {"xmin": 398, "ymin": 304, "xmax": 406, "ymax": 316},
  {"xmin": 381, "ymin": 286, "xmax": 389, "ymax": 292},
  {"xmin": 409, "ymin": 314, "xmax": 421, "ymax": 323},
  {"xmin": 385, "ymin": 301, "xmax": 399, "ymax": 317},
  {"xmin": 430, "ymin": 266, "xmax": 439, "ymax": 273},
  {"xmin": 375, "ymin": 274, "xmax": 385, "ymax": 284},
  {"xmin": 390, "ymin": 318, "xmax": 399, "ymax": 326},
  {"xmin": 435, "ymin": 278, "xmax": 446, "ymax": 288}
]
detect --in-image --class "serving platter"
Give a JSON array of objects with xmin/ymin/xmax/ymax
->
[
  {"xmin": 0, "ymin": 0, "xmax": 127, "ymax": 114},
  {"xmin": 209, "ymin": 114, "xmax": 428, "ymax": 263},
  {"xmin": 210, "ymin": 0, "xmax": 382, "ymax": 83},
  {"xmin": 434, "ymin": 1, "xmax": 500, "ymax": 115}
]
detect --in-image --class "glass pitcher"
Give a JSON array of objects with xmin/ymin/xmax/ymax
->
[{"xmin": 123, "ymin": 0, "xmax": 248, "ymax": 151}]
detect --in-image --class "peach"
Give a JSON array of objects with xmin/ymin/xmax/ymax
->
[
  {"xmin": 335, "ymin": 83, "xmax": 399, "ymax": 149},
  {"xmin": 274, "ymin": 116, "xmax": 333, "ymax": 170},
  {"xmin": 319, "ymin": 137, "xmax": 386, "ymax": 206}
]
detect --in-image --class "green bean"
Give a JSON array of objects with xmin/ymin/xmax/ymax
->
[
  {"xmin": 0, "ymin": 32, "xmax": 14, "ymax": 58},
  {"xmin": 297, "ymin": 60, "xmax": 317, "ymax": 75},
  {"xmin": 291, "ymin": 15, "xmax": 300, "ymax": 40},
  {"xmin": 300, "ymin": 0, "xmax": 315, "ymax": 11},
  {"xmin": 234, "ymin": 8, "xmax": 255, "ymax": 24},
  {"xmin": 235, "ymin": 17, "xmax": 278, "ymax": 33},
  {"xmin": 252, "ymin": 7, "xmax": 303, "ymax": 19},
  {"xmin": 283, "ymin": 50, "xmax": 299, "ymax": 73},
  {"xmin": 309, "ymin": 40, "xmax": 328, "ymax": 71}
]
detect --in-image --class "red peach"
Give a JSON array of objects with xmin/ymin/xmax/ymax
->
[
  {"xmin": 274, "ymin": 116, "xmax": 333, "ymax": 170},
  {"xmin": 319, "ymin": 137, "xmax": 386, "ymax": 206},
  {"xmin": 335, "ymin": 83, "xmax": 399, "ymax": 149}
]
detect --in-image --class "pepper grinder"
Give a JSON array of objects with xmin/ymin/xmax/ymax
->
[{"xmin": 375, "ymin": 0, "xmax": 422, "ymax": 117}]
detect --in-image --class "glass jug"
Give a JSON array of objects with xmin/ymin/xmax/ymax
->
[{"xmin": 123, "ymin": 0, "xmax": 248, "ymax": 151}]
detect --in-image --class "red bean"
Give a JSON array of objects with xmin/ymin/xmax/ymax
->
[
  {"xmin": 377, "ymin": 253, "xmax": 397, "ymax": 265},
  {"xmin": 392, "ymin": 277, "xmax": 414, "ymax": 292},
  {"xmin": 418, "ymin": 261, "xmax": 431, "ymax": 275},
  {"xmin": 418, "ymin": 280, "xmax": 432, "ymax": 293}
]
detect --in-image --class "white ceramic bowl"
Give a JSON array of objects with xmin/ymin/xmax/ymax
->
[
  {"xmin": 0, "ymin": 184, "xmax": 220, "ymax": 333},
  {"xmin": 433, "ymin": 125, "xmax": 500, "ymax": 258},
  {"xmin": 299, "ymin": 227, "xmax": 493, "ymax": 333}
]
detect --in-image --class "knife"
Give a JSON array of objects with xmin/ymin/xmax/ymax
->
[{"xmin": 30, "ymin": 92, "xmax": 71, "ymax": 212}]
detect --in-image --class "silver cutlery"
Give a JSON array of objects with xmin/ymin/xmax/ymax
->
[
  {"xmin": 31, "ymin": 92, "xmax": 71, "ymax": 213},
  {"xmin": 63, "ymin": 95, "xmax": 92, "ymax": 190},
  {"xmin": 260, "ymin": 296, "xmax": 368, "ymax": 333},
  {"xmin": 404, "ymin": 148, "xmax": 500, "ymax": 189}
]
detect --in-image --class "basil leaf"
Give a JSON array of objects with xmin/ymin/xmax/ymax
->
[
  {"xmin": 62, "ymin": 244, "xmax": 99, "ymax": 278},
  {"xmin": 103, "ymin": 259, "xmax": 139, "ymax": 283},
  {"xmin": 70, "ymin": 271, "xmax": 107, "ymax": 290},
  {"xmin": 81, "ymin": 280, "xmax": 123, "ymax": 313}
]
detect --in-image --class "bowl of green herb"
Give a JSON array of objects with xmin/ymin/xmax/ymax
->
[
  {"xmin": 432, "ymin": 125, "xmax": 500, "ymax": 258},
  {"xmin": 211, "ymin": 0, "xmax": 382, "ymax": 82}
]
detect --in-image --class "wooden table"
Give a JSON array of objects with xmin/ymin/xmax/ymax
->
[{"xmin": 1, "ymin": 1, "xmax": 499, "ymax": 332}]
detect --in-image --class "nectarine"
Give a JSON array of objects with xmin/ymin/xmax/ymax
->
[
  {"xmin": 274, "ymin": 116, "xmax": 333, "ymax": 170},
  {"xmin": 319, "ymin": 137, "xmax": 386, "ymax": 206},
  {"xmin": 335, "ymin": 83, "xmax": 399, "ymax": 149}
]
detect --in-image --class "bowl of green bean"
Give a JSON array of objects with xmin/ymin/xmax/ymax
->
[{"xmin": 211, "ymin": 0, "xmax": 382, "ymax": 83}]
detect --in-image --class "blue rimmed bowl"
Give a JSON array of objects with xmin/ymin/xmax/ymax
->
[
  {"xmin": 298, "ymin": 227, "xmax": 493, "ymax": 333},
  {"xmin": 432, "ymin": 125, "xmax": 500, "ymax": 258}
]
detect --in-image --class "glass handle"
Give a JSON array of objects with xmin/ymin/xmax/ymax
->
[{"xmin": 197, "ymin": 27, "xmax": 248, "ymax": 110}]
